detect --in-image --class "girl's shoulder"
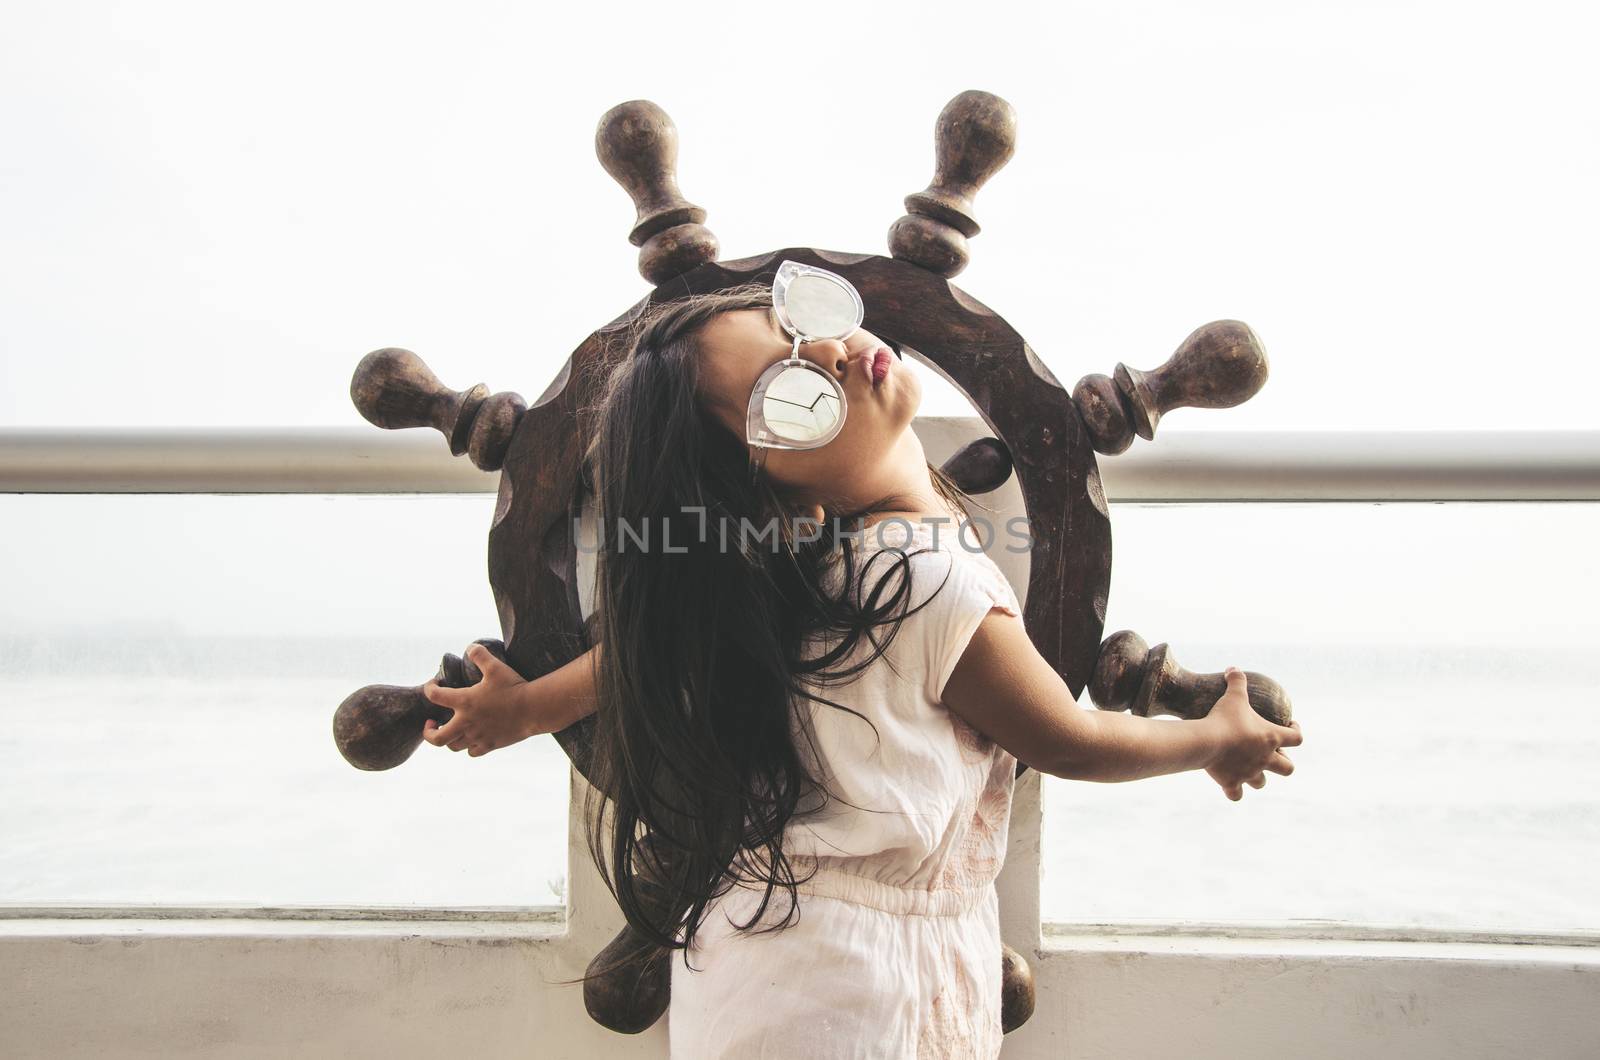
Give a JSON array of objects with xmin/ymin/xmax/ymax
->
[
  {"xmin": 840, "ymin": 517, "xmax": 1023, "ymax": 705},
  {"xmin": 857, "ymin": 516, "xmax": 1013, "ymax": 576}
]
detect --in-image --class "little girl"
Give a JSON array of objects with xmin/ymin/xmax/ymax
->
[{"xmin": 419, "ymin": 276, "xmax": 1302, "ymax": 1058}]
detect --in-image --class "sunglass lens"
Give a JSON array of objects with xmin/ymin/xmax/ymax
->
[
  {"xmin": 763, "ymin": 366, "xmax": 842, "ymax": 444},
  {"xmin": 783, "ymin": 273, "xmax": 860, "ymax": 340}
]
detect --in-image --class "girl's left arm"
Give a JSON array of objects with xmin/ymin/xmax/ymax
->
[{"xmin": 944, "ymin": 609, "xmax": 1299, "ymax": 794}]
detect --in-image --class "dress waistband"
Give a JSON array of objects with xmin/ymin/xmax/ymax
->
[{"xmin": 728, "ymin": 858, "xmax": 992, "ymax": 918}]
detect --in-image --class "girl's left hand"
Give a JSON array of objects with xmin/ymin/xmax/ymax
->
[
  {"xmin": 1202, "ymin": 667, "xmax": 1301, "ymax": 801},
  {"xmin": 420, "ymin": 643, "xmax": 535, "ymax": 758}
]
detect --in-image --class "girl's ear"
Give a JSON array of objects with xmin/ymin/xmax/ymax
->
[{"xmin": 799, "ymin": 502, "xmax": 825, "ymax": 528}]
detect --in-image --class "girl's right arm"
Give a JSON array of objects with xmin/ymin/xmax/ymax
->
[
  {"xmin": 942, "ymin": 609, "xmax": 1301, "ymax": 800},
  {"xmin": 421, "ymin": 642, "xmax": 602, "ymax": 757},
  {"xmin": 517, "ymin": 641, "xmax": 603, "ymax": 736}
]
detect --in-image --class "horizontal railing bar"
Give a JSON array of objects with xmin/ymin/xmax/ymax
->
[
  {"xmin": 1044, "ymin": 919, "xmax": 1600, "ymax": 949},
  {"xmin": 5, "ymin": 906, "xmax": 1593, "ymax": 948},
  {"xmin": 0, "ymin": 904, "xmax": 565, "ymax": 923},
  {"xmin": 1101, "ymin": 428, "xmax": 1600, "ymax": 501},
  {"xmin": 1, "ymin": 424, "xmax": 1597, "ymax": 500},
  {"xmin": 0, "ymin": 426, "xmax": 491, "ymax": 495}
]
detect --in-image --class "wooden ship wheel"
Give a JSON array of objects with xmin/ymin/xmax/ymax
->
[{"xmin": 332, "ymin": 89, "xmax": 1294, "ymax": 1038}]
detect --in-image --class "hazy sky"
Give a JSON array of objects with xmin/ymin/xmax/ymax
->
[
  {"xmin": 2, "ymin": 0, "xmax": 1597, "ymax": 431},
  {"xmin": 4, "ymin": 492, "xmax": 1594, "ymax": 651}
]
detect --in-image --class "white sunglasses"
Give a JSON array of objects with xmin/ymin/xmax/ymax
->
[{"xmin": 746, "ymin": 260, "xmax": 864, "ymax": 481}]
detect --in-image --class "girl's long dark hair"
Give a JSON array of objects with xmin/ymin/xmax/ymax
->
[{"xmin": 577, "ymin": 283, "xmax": 972, "ymax": 975}]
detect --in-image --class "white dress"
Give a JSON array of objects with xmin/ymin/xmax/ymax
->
[{"xmin": 668, "ymin": 519, "xmax": 1024, "ymax": 1059}]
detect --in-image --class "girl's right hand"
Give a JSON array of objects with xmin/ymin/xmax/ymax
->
[
  {"xmin": 1203, "ymin": 667, "xmax": 1303, "ymax": 801},
  {"xmin": 419, "ymin": 643, "xmax": 536, "ymax": 758}
]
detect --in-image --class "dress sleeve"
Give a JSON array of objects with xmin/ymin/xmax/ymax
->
[{"xmin": 921, "ymin": 547, "xmax": 1024, "ymax": 704}]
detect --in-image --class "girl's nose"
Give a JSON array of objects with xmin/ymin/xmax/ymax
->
[{"xmin": 799, "ymin": 338, "xmax": 851, "ymax": 380}]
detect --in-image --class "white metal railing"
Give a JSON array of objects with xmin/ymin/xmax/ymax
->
[{"xmin": 3, "ymin": 424, "xmax": 1598, "ymax": 499}]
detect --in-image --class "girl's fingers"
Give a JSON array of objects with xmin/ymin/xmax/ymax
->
[
  {"xmin": 423, "ymin": 681, "xmax": 465, "ymax": 708},
  {"xmin": 1266, "ymin": 750, "xmax": 1295, "ymax": 776},
  {"xmin": 446, "ymin": 737, "xmax": 469, "ymax": 752},
  {"xmin": 430, "ymin": 718, "xmax": 466, "ymax": 746},
  {"xmin": 1246, "ymin": 772, "xmax": 1267, "ymax": 790},
  {"xmin": 1277, "ymin": 721, "xmax": 1303, "ymax": 747},
  {"xmin": 422, "ymin": 719, "xmax": 454, "ymax": 747},
  {"xmin": 468, "ymin": 644, "xmax": 501, "ymax": 675}
]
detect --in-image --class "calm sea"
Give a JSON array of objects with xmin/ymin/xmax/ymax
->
[{"xmin": 2, "ymin": 634, "xmax": 1595, "ymax": 934}]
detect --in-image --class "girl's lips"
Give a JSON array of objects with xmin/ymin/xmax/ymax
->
[{"xmin": 871, "ymin": 346, "xmax": 891, "ymax": 387}]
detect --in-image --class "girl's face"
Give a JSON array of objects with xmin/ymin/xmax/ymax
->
[{"xmin": 695, "ymin": 307, "xmax": 923, "ymax": 507}]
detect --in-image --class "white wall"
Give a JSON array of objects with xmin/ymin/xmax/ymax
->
[{"xmin": 5, "ymin": 771, "xmax": 1599, "ymax": 1059}]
